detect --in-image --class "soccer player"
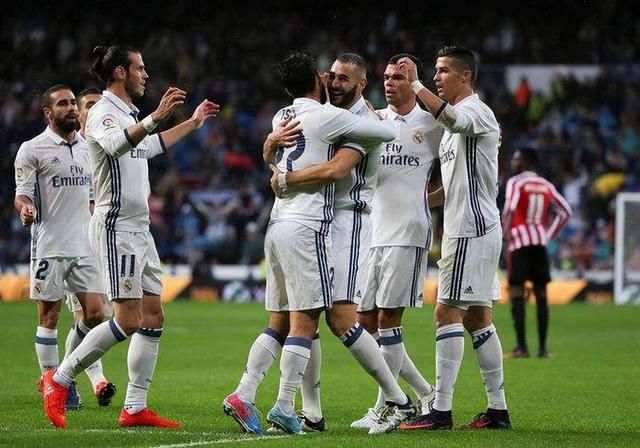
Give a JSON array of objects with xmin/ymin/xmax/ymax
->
[
  {"xmin": 502, "ymin": 147, "xmax": 572, "ymax": 358},
  {"xmin": 41, "ymin": 45, "xmax": 219, "ymax": 429},
  {"xmin": 62, "ymin": 88, "xmax": 117, "ymax": 407},
  {"xmin": 351, "ymin": 53, "xmax": 442, "ymax": 430},
  {"xmin": 397, "ymin": 46, "xmax": 512, "ymax": 430},
  {"xmin": 13, "ymin": 84, "xmax": 109, "ymax": 412}
]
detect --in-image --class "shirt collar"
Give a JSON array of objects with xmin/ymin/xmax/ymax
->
[
  {"xmin": 454, "ymin": 93, "xmax": 479, "ymax": 107},
  {"xmin": 45, "ymin": 126, "xmax": 79, "ymax": 147},
  {"xmin": 293, "ymin": 97, "xmax": 321, "ymax": 106},
  {"xmin": 348, "ymin": 96, "xmax": 368, "ymax": 115},
  {"xmin": 103, "ymin": 90, "xmax": 140, "ymax": 117},
  {"xmin": 384, "ymin": 102, "xmax": 422, "ymax": 123}
]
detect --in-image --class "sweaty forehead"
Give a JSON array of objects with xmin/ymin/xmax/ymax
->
[{"xmin": 52, "ymin": 90, "xmax": 75, "ymax": 104}]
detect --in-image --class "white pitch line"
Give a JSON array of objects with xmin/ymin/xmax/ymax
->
[{"xmin": 151, "ymin": 435, "xmax": 288, "ymax": 448}]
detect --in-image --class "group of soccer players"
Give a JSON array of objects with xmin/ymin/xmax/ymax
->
[
  {"xmin": 15, "ymin": 45, "xmax": 219, "ymax": 429},
  {"xmin": 222, "ymin": 46, "xmax": 518, "ymax": 436},
  {"xmin": 16, "ymin": 42, "xmax": 571, "ymax": 435}
]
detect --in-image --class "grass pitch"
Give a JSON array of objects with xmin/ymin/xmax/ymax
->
[{"xmin": 1, "ymin": 300, "xmax": 639, "ymax": 447}]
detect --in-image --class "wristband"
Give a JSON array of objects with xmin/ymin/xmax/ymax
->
[
  {"xmin": 142, "ymin": 115, "xmax": 158, "ymax": 133},
  {"xmin": 411, "ymin": 80, "xmax": 425, "ymax": 94},
  {"xmin": 277, "ymin": 173, "xmax": 288, "ymax": 192}
]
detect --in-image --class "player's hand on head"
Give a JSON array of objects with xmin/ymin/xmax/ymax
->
[
  {"xmin": 397, "ymin": 57, "xmax": 418, "ymax": 83},
  {"xmin": 269, "ymin": 164, "xmax": 284, "ymax": 198},
  {"xmin": 191, "ymin": 99, "xmax": 221, "ymax": 128},
  {"xmin": 152, "ymin": 86, "xmax": 187, "ymax": 122},
  {"xmin": 270, "ymin": 118, "xmax": 302, "ymax": 148}
]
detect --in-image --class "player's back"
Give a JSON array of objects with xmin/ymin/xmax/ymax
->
[
  {"xmin": 508, "ymin": 172, "xmax": 555, "ymax": 228},
  {"xmin": 270, "ymin": 98, "xmax": 339, "ymax": 235}
]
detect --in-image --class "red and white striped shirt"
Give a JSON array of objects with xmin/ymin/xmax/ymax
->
[{"xmin": 503, "ymin": 171, "xmax": 573, "ymax": 253}]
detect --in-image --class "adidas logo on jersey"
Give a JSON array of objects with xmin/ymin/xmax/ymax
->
[
  {"xmin": 51, "ymin": 156, "xmax": 62, "ymax": 164},
  {"xmin": 464, "ymin": 286, "xmax": 474, "ymax": 294}
]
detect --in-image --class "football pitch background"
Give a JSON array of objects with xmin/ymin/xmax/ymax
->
[{"xmin": 1, "ymin": 300, "xmax": 638, "ymax": 447}]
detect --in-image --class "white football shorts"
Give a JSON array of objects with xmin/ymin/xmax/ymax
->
[
  {"xmin": 90, "ymin": 217, "xmax": 163, "ymax": 300},
  {"xmin": 331, "ymin": 210, "xmax": 372, "ymax": 303},
  {"xmin": 29, "ymin": 255, "xmax": 105, "ymax": 302},
  {"xmin": 437, "ymin": 226, "xmax": 501, "ymax": 308},
  {"xmin": 265, "ymin": 220, "xmax": 333, "ymax": 312},
  {"xmin": 358, "ymin": 245, "xmax": 427, "ymax": 312}
]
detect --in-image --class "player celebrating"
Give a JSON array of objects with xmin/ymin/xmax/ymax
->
[
  {"xmin": 502, "ymin": 147, "xmax": 572, "ymax": 358},
  {"xmin": 352, "ymin": 53, "xmax": 442, "ymax": 430},
  {"xmin": 41, "ymin": 45, "xmax": 219, "ymax": 429},
  {"xmin": 398, "ymin": 46, "xmax": 512, "ymax": 430},
  {"xmin": 13, "ymin": 85, "xmax": 109, "ymax": 413}
]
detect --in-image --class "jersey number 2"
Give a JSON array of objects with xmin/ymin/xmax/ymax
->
[{"xmin": 35, "ymin": 260, "xmax": 49, "ymax": 280}]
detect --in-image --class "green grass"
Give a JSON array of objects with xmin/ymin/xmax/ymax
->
[{"xmin": 1, "ymin": 300, "xmax": 639, "ymax": 447}]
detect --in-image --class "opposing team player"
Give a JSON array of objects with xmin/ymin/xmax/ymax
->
[
  {"xmin": 398, "ymin": 47, "xmax": 512, "ymax": 430},
  {"xmin": 41, "ymin": 45, "xmax": 219, "ymax": 429},
  {"xmin": 13, "ymin": 84, "xmax": 109, "ymax": 413},
  {"xmin": 502, "ymin": 147, "xmax": 572, "ymax": 358},
  {"xmin": 352, "ymin": 53, "xmax": 442, "ymax": 430}
]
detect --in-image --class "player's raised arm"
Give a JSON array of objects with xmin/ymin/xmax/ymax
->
[{"xmin": 159, "ymin": 99, "xmax": 220, "ymax": 149}]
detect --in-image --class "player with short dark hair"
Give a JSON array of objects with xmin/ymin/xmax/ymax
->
[{"xmin": 397, "ymin": 46, "xmax": 512, "ymax": 431}]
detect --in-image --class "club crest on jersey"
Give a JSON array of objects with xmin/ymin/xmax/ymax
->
[
  {"xmin": 102, "ymin": 114, "xmax": 117, "ymax": 130},
  {"xmin": 34, "ymin": 282, "xmax": 43, "ymax": 293},
  {"xmin": 16, "ymin": 167, "xmax": 25, "ymax": 181},
  {"xmin": 413, "ymin": 131, "xmax": 424, "ymax": 144},
  {"xmin": 123, "ymin": 279, "xmax": 133, "ymax": 292}
]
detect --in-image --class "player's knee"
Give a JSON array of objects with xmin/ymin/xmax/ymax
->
[
  {"xmin": 357, "ymin": 311, "xmax": 377, "ymax": 334},
  {"xmin": 39, "ymin": 312, "xmax": 60, "ymax": 329},
  {"xmin": 83, "ymin": 310, "xmax": 105, "ymax": 328},
  {"xmin": 325, "ymin": 313, "xmax": 348, "ymax": 337}
]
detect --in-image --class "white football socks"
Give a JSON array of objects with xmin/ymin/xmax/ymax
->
[
  {"xmin": 301, "ymin": 331, "xmax": 322, "ymax": 422},
  {"xmin": 433, "ymin": 323, "xmax": 465, "ymax": 412},
  {"xmin": 276, "ymin": 337, "xmax": 311, "ymax": 416},
  {"xmin": 472, "ymin": 324, "xmax": 507, "ymax": 410},
  {"xmin": 64, "ymin": 320, "xmax": 107, "ymax": 389},
  {"xmin": 35, "ymin": 326, "xmax": 58, "ymax": 373},
  {"xmin": 54, "ymin": 319, "xmax": 126, "ymax": 388},
  {"xmin": 124, "ymin": 328, "xmax": 162, "ymax": 415},
  {"xmin": 235, "ymin": 328, "xmax": 283, "ymax": 403},
  {"xmin": 341, "ymin": 324, "xmax": 406, "ymax": 405}
]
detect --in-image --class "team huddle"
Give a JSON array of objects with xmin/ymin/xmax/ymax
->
[{"xmin": 15, "ymin": 43, "xmax": 571, "ymax": 434}]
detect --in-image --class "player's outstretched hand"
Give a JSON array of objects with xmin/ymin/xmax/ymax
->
[
  {"xmin": 152, "ymin": 87, "xmax": 187, "ymax": 122},
  {"xmin": 269, "ymin": 164, "xmax": 284, "ymax": 198},
  {"xmin": 269, "ymin": 117, "xmax": 302, "ymax": 148},
  {"xmin": 191, "ymin": 99, "xmax": 221, "ymax": 129},
  {"xmin": 20, "ymin": 203, "xmax": 36, "ymax": 226},
  {"xmin": 397, "ymin": 57, "xmax": 419, "ymax": 84}
]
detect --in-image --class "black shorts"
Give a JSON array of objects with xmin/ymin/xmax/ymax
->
[{"xmin": 508, "ymin": 245, "xmax": 551, "ymax": 285}]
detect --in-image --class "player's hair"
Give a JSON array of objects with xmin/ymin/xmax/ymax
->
[
  {"xmin": 518, "ymin": 146, "xmax": 539, "ymax": 168},
  {"xmin": 437, "ymin": 46, "xmax": 478, "ymax": 84},
  {"xmin": 89, "ymin": 45, "xmax": 140, "ymax": 85},
  {"xmin": 276, "ymin": 52, "xmax": 318, "ymax": 98},
  {"xmin": 41, "ymin": 84, "xmax": 72, "ymax": 108},
  {"xmin": 77, "ymin": 87, "xmax": 102, "ymax": 102},
  {"xmin": 388, "ymin": 53, "xmax": 425, "ymax": 83},
  {"xmin": 336, "ymin": 52, "xmax": 367, "ymax": 78}
]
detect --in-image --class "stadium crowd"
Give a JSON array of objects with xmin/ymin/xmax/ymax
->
[{"xmin": 1, "ymin": 3, "xmax": 639, "ymax": 271}]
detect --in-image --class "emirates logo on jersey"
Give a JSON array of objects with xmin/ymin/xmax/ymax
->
[{"xmin": 413, "ymin": 131, "xmax": 424, "ymax": 144}]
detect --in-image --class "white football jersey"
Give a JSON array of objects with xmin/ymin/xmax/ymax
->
[
  {"xmin": 334, "ymin": 96, "xmax": 382, "ymax": 213},
  {"xmin": 437, "ymin": 93, "xmax": 501, "ymax": 238},
  {"xmin": 372, "ymin": 104, "xmax": 443, "ymax": 248},
  {"xmin": 270, "ymin": 97, "xmax": 395, "ymax": 235},
  {"xmin": 14, "ymin": 126, "xmax": 93, "ymax": 259},
  {"xmin": 85, "ymin": 91, "xmax": 165, "ymax": 232}
]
